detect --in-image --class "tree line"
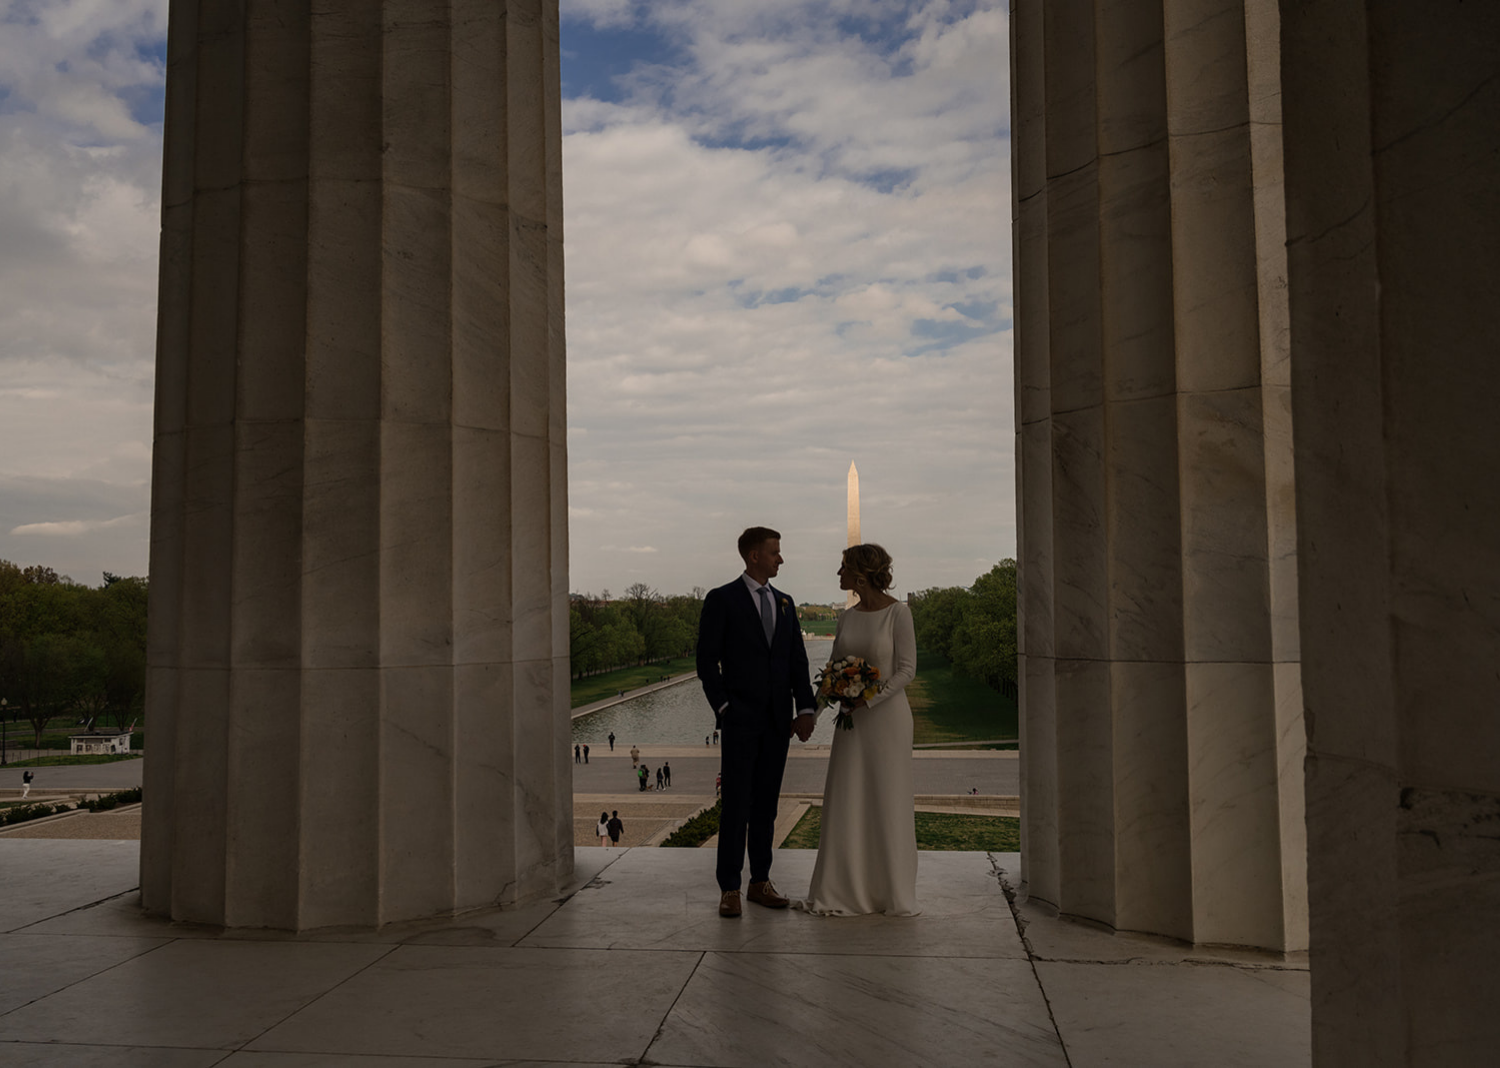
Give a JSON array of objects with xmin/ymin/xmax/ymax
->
[
  {"xmin": 0, "ymin": 562, "xmax": 148, "ymax": 746},
  {"xmin": 908, "ymin": 560, "xmax": 1018, "ymax": 695},
  {"xmin": 569, "ymin": 583, "xmax": 704, "ymax": 678}
]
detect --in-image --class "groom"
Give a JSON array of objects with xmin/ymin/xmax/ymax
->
[{"xmin": 697, "ymin": 526, "xmax": 818, "ymax": 917}]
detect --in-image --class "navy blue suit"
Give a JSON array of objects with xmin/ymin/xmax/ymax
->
[{"xmin": 697, "ymin": 577, "xmax": 816, "ymax": 892}]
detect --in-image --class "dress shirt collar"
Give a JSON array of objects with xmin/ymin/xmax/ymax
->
[{"xmin": 740, "ymin": 572, "xmax": 772, "ymax": 598}]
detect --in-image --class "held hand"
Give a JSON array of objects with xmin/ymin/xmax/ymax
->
[{"xmin": 792, "ymin": 714, "xmax": 816, "ymax": 742}]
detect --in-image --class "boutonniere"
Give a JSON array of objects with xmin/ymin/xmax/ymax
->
[{"xmin": 779, "ymin": 597, "xmax": 791, "ymax": 613}]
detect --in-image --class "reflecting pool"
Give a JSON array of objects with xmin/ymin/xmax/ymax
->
[{"xmin": 572, "ymin": 638, "xmax": 841, "ymax": 746}]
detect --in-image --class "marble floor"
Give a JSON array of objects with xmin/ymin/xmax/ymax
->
[{"xmin": 0, "ymin": 842, "xmax": 1310, "ymax": 1067}]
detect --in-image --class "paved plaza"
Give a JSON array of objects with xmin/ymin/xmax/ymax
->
[
  {"xmin": 0, "ymin": 840, "xmax": 1309, "ymax": 1066},
  {"xmin": 0, "ymin": 749, "xmax": 1310, "ymax": 1064},
  {"xmin": 3, "ymin": 749, "xmax": 1020, "ymax": 854}
]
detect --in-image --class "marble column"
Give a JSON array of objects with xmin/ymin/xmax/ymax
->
[
  {"xmin": 1282, "ymin": 1, "xmax": 1500, "ymax": 1062},
  {"xmin": 1012, "ymin": 0, "xmax": 1305, "ymax": 951},
  {"xmin": 142, "ymin": 0, "xmax": 572, "ymax": 929}
]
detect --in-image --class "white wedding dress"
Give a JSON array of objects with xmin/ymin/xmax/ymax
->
[{"xmin": 799, "ymin": 601, "xmax": 920, "ymax": 916}]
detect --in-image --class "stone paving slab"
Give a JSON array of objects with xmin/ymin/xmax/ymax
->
[
  {"xmin": 0, "ymin": 843, "xmax": 1310, "ymax": 1066},
  {"xmin": 0, "ymin": 839, "xmax": 140, "ymax": 934}
]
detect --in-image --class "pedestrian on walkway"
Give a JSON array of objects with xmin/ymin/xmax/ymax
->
[
  {"xmin": 574, "ymin": 744, "xmax": 580, "ymax": 764},
  {"xmin": 638, "ymin": 765, "xmax": 649, "ymax": 792},
  {"xmin": 21, "ymin": 770, "xmax": 33, "ymax": 798},
  {"xmin": 712, "ymin": 729, "xmax": 719, "ymax": 745},
  {"xmin": 663, "ymin": 761, "xmax": 671, "ymax": 788},
  {"xmin": 608, "ymin": 732, "xmax": 615, "ymax": 751},
  {"xmin": 598, "ymin": 811, "xmax": 610, "ymax": 848},
  {"xmin": 630, "ymin": 744, "xmax": 640, "ymax": 768},
  {"xmin": 583, "ymin": 744, "xmax": 590, "ymax": 764},
  {"xmin": 715, "ymin": 772, "xmax": 722, "ymax": 798},
  {"xmin": 607, "ymin": 810, "xmax": 624, "ymax": 846},
  {"xmin": 655, "ymin": 767, "xmax": 664, "ymax": 791}
]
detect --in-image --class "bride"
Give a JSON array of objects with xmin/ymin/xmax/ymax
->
[{"xmin": 798, "ymin": 543, "xmax": 919, "ymax": 916}]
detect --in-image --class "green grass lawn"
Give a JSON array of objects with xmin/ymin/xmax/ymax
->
[
  {"xmin": 905, "ymin": 648, "xmax": 1017, "ymax": 746},
  {"xmin": 800, "ymin": 618, "xmax": 838, "ymax": 636},
  {"xmin": 660, "ymin": 800, "xmax": 722, "ymax": 848},
  {"xmin": 2, "ymin": 729, "xmax": 144, "ymax": 751},
  {"xmin": 782, "ymin": 806, "xmax": 1020, "ymax": 851},
  {"xmin": 5, "ymin": 753, "xmax": 143, "ymax": 768},
  {"xmin": 570, "ymin": 657, "xmax": 698, "ymax": 709}
]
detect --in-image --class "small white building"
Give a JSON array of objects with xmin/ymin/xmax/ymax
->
[{"xmin": 70, "ymin": 731, "xmax": 132, "ymax": 755}]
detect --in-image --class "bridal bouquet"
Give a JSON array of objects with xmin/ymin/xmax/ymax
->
[{"xmin": 815, "ymin": 655, "xmax": 882, "ymax": 730}]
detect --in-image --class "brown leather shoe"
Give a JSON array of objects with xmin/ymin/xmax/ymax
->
[
  {"xmin": 719, "ymin": 890, "xmax": 742, "ymax": 917},
  {"xmin": 747, "ymin": 880, "xmax": 790, "ymax": 908}
]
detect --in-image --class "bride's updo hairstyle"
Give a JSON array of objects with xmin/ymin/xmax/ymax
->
[{"xmin": 843, "ymin": 543, "xmax": 894, "ymax": 593}]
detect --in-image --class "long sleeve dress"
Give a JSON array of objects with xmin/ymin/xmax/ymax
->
[{"xmin": 799, "ymin": 601, "xmax": 920, "ymax": 916}]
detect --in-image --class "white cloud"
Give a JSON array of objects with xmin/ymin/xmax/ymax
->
[
  {"xmin": 0, "ymin": 0, "xmax": 1013, "ymax": 600},
  {"xmin": 0, "ymin": 0, "xmax": 165, "ymax": 580},
  {"xmin": 563, "ymin": 0, "xmax": 1012, "ymax": 598},
  {"xmin": 12, "ymin": 512, "xmax": 143, "ymax": 538}
]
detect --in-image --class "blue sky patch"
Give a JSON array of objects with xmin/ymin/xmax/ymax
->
[
  {"xmin": 950, "ymin": 298, "xmax": 998, "ymax": 321},
  {"xmin": 909, "ymin": 316, "xmax": 1005, "ymax": 355},
  {"xmin": 122, "ymin": 83, "xmax": 167, "ymax": 128},
  {"xmin": 561, "ymin": 18, "xmax": 682, "ymax": 103},
  {"xmin": 737, "ymin": 286, "xmax": 812, "ymax": 309}
]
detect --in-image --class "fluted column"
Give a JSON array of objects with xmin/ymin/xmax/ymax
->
[
  {"xmin": 1012, "ymin": 0, "xmax": 1305, "ymax": 950},
  {"xmin": 1283, "ymin": 1, "xmax": 1500, "ymax": 1062},
  {"xmin": 142, "ymin": 0, "xmax": 571, "ymax": 929}
]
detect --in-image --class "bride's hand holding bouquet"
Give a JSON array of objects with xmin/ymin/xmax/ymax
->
[{"xmin": 815, "ymin": 655, "xmax": 881, "ymax": 730}]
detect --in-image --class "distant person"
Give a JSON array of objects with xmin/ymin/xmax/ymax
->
[
  {"xmin": 663, "ymin": 761, "xmax": 672, "ymax": 788},
  {"xmin": 630, "ymin": 745, "xmax": 640, "ymax": 768},
  {"xmin": 715, "ymin": 772, "xmax": 722, "ymax": 798},
  {"xmin": 656, "ymin": 767, "xmax": 664, "ymax": 791},
  {"xmin": 598, "ymin": 811, "xmax": 610, "ymax": 848},
  {"xmin": 705, "ymin": 735, "xmax": 711, "ymax": 746},
  {"xmin": 607, "ymin": 810, "xmax": 624, "ymax": 846},
  {"xmin": 21, "ymin": 769, "xmax": 33, "ymax": 798},
  {"xmin": 608, "ymin": 732, "xmax": 616, "ymax": 751},
  {"xmin": 712, "ymin": 729, "xmax": 719, "ymax": 745},
  {"xmin": 574, "ymin": 744, "xmax": 580, "ymax": 764},
  {"xmin": 638, "ymin": 765, "xmax": 649, "ymax": 792},
  {"xmin": 583, "ymin": 744, "xmax": 590, "ymax": 764}
]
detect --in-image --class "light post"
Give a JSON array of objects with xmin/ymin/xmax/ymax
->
[{"xmin": 1, "ymin": 697, "xmax": 7, "ymax": 766}]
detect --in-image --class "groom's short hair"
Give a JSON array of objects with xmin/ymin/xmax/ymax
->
[{"xmin": 738, "ymin": 526, "xmax": 781, "ymax": 560}]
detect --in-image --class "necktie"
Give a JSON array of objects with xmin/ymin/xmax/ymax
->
[{"xmin": 757, "ymin": 586, "xmax": 775, "ymax": 644}]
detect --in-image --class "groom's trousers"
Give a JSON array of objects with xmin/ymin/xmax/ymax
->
[{"xmin": 716, "ymin": 720, "xmax": 791, "ymax": 892}]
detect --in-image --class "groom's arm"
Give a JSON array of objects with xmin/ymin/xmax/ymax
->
[{"xmin": 696, "ymin": 587, "xmax": 730, "ymax": 726}]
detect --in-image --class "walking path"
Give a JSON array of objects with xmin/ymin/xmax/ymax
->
[{"xmin": 0, "ymin": 758, "xmax": 143, "ymax": 793}]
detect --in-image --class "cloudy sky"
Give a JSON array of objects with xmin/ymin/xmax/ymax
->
[{"xmin": 0, "ymin": 0, "xmax": 1012, "ymax": 603}]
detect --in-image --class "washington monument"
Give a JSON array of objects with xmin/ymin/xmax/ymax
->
[{"xmin": 846, "ymin": 462, "xmax": 860, "ymax": 608}]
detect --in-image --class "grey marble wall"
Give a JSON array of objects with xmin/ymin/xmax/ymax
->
[
  {"xmin": 1012, "ymin": 0, "xmax": 1306, "ymax": 952},
  {"xmin": 142, "ymin": 0, "xmax": 572, "ymax": 929},
  {"xmin": 1281, "ymin": 1, "xmax": 1500, "ymax": 1063}
]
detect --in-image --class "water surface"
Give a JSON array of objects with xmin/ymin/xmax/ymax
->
[{"xmin": 572, "ymin": 638, "xmax": 841, "ymax": 746}]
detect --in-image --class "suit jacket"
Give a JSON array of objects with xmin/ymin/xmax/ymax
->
[{"xmin": 697, "ymin": 577, "xmax": 816, "ymax": 733}]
